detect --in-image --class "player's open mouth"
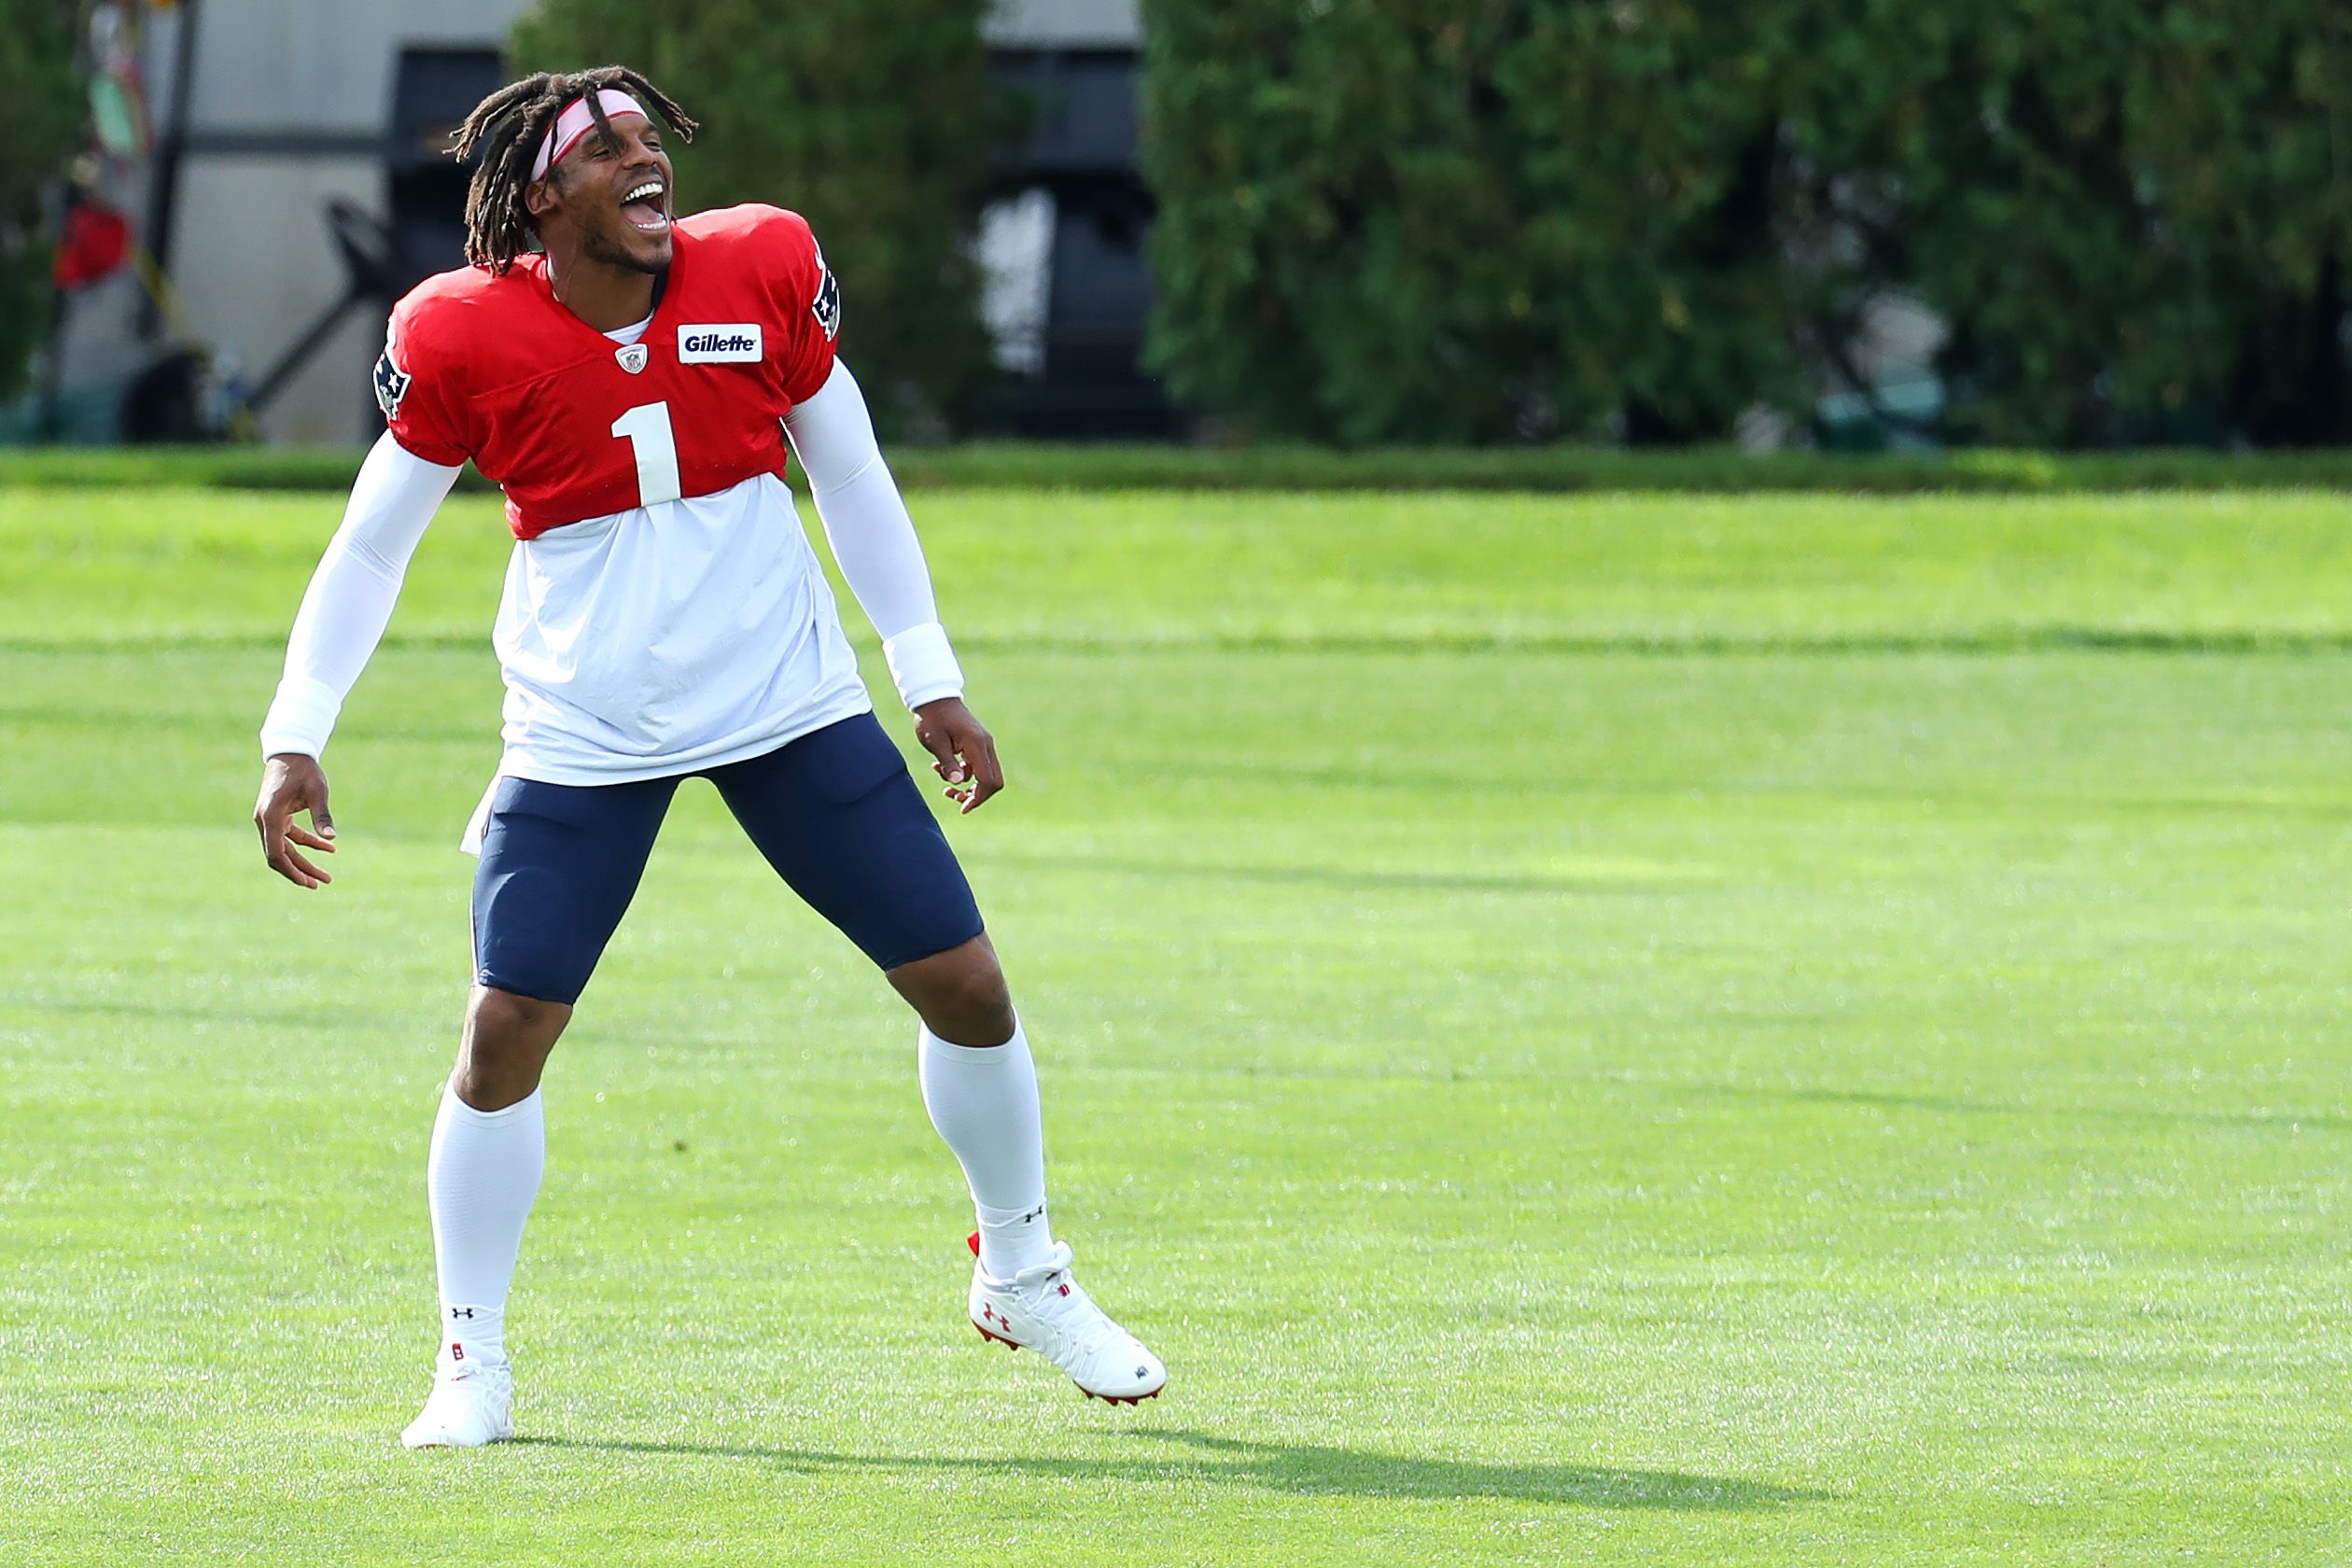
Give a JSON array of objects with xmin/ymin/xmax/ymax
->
[{"xmin": 620, "ymin": 179, "xmax": 669, "ymax": 233}]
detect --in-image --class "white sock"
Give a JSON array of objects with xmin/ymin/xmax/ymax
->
[
  {"xmin": 426, "ymin": 1084, "xmax": 544, "ymax": 1363},
  {"xmin": 919, "ymin": 1017, "xmax": 1057, "ymax": 1279}
]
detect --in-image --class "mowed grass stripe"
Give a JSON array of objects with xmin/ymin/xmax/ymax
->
[
  {"xmin": 20, "ymin": 627, "xmax": 2352, "ymax": 656},
  {"xmin": 5, "ymin": 487, "xmax": 2349, "ymax": 650}
]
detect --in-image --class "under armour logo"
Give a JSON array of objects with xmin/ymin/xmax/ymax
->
[{"xmin": 448, "ymin": 1307, "xmax": 476, "ymax": 1319}]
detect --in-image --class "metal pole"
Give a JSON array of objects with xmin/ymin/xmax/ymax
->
[{"xmin": 139, "ymin": 0, "xmax": 202, "ymax": 335}]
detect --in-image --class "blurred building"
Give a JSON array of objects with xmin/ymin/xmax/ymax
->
[
  {"xmin": 128, "ymin": 0, "xmax": 529, "ymax": 444},
  {"xmin": 979, "ymin": 2, "xmax": 1174, "ymax": 436},
  {"xmin": 103, "ymin": 0, "xmax": 1153, "ymax": 446}
]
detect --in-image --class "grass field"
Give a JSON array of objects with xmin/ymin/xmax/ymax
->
[{"xmin": 3, "ymin": 481, "xmax": 2347, "ymax": 1564}]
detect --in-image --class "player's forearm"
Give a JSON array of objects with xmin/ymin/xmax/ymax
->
[
  {"xmin": 258, "ymin": 434, "xmax": 460, "ymax": 759},
  {"xmin": 784, "ymin": 361, "xmax": 964, "ymax": 709}
]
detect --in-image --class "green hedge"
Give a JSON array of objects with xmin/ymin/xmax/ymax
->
[
  {"xmin": 1141, "ymin": 1, "xmax": 1799, "ymax": 446},
  {"xmin": 1819, "ymin": 3, "xmax": 2352, "ymax": 446},
  {"xmin": 0, "ymin": 5, "xmax": 91, "ymax": 404},
  {"xmin": 509, "ymin": 1, "xmax": 1002, "ymax": 433},
  {"xmin": 1139, "ymin": 2, "xmax": 2352, "ymax": 448},
  {"xmin": 5, "ymin": 443, "xmax": 2348, "ymax": 494}
]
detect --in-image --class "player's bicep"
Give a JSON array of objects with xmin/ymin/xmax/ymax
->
[
  {"xmin": 342, "ymin": 432, "xmax": 462, "ymax": 566},
  {"xmin": 776, "ymin": 217, "xmax": 843, "ymax": 405},
  {"xmin": 811, "ymin": 247, "xmax": 842, "ymax": 345},
  {"xmin": 375, "ymin": 312, "xmax": 472, "ymax": 467},
  {"xmin": 782, "ymin": 360, "xmax": 878, "ymax": 489}
]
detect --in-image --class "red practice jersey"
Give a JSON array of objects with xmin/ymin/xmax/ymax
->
[{"xmin": 373, "ymin": 203, "xmax": 842, "ymax": 539}]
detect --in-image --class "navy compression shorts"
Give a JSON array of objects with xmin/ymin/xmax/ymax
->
[{"xmin": 469, "ymin": 711, "xmax": 985, "ymax": 1004}]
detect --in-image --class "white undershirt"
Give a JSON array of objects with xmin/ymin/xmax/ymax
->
[{"xmin": 259, "ymin": 358, "xmax": 964, "ymax": 791}]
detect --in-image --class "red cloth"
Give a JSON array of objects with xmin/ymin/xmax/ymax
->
[{"xmin": 53, "ymin": 202, "xmax": 131, "ymax": 289}]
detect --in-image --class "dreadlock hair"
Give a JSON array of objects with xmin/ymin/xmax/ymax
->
[{"xmin": 448, "ymin": 65, "xmax": 699, "ymax": 273}]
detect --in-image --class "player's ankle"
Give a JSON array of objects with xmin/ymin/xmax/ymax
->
[
  {"xmin": 439, "ymin": 1304, "xmax": 508, "ymax": 1366},
  {"xmin": 974, "ymin": 1211, "xmax": 1057, "ymax": 1279}
]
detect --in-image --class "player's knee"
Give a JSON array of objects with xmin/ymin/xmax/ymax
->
[
  {"xmin": 949, "ymin": 968, "xmax": 1017, "ymax": 1046},
  {"xmin": 900, "ymin": 943, "xmax": 1015, "ymax": 1046},
  {"xmin": 455, "ymin": 987, "xmax": 569, "ymax": 1108}
]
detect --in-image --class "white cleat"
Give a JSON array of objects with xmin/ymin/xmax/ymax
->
[
  {"xmin": 967, "ymin": 1234, "xmax": 1167, "ymax": 1405},
  {"xmin": 399, "ymin": 1347, "xmax": 514, "ymax": 1449}
]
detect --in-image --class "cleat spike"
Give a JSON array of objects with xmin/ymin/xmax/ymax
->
[{"xmin": 967, "ymin": 1232, "xmax": 981, "ymax": 1258}]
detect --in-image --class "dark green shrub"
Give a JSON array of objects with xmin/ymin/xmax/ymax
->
[
  {"xmin": 0, "ymin": 3, "xmax": 90, "ymax": 403},
  {"xmin": 1802, "ymin": 1, "xmax": 2352, "ymax": 445},
  {"xmin": 1140, "ymin": 1, "xmax": 1805, "ymax": 444},
  {"xmin": 1140, "ymin": 1, "xmax": 2352, "ymax": 447}
]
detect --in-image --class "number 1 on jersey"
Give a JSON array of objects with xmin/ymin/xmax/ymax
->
[{"xmin": 611, "ymin": 401, "xmax": 682, "ymax": 506}]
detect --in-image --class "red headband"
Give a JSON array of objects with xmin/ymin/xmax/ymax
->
[{"xmin": 533, "ymin": 89, "xmax": 650, "ymax": 180}]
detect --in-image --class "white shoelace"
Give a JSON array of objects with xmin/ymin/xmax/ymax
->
[
  {"xmin": 1010, "ymin": 1242, "xmax": 1115, "ymax": 1331},
  {"xmin": 1010, "ymin": 1240, "xmax": 1077, "ymax": 1294}
]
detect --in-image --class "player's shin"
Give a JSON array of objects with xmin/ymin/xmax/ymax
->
[
  {"xmin": 425, "ymin": 1082, "xmax": 546, "ymax": 1362},
  {"xmin": 917, "ymin": 1016, "xmax": 1057, "ymax": 1278}
]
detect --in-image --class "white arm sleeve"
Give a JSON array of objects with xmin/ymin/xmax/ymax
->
[
  {"xmin": 257, "ymin": 433, "xmax": 462, "ymax": 759},
  {"xmin": 783, "ymin": 359, "xmax": 964, "ymax": 709}
]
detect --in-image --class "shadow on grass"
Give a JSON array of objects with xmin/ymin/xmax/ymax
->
[
  {"xmin": 507, "ymin": 1426, "xmax": 1819, "ymax": 1511},
  {"xmin": 975, "ymin": 851, "xmax": 1679, "ymax": 899},
  {"xmin": 5, "ymin": 995, "xmax": 398, "ymax": 1029},
  {"xmin": 1694, "ymin": 1082, "xmax": 2351, "ymax": 1134}
]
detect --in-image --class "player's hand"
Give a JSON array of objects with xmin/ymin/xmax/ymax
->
[
  {"xmin": 254, "ymin": 752, "xmax": 337, "ymax": 889},
  {"xmin": 912, "ymin": 697, "xmax": 1003, "ymax": 815}
]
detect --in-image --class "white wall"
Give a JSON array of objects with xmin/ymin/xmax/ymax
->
[
  {"xmin": 178, "ymin": 0, "xmax": 532, "ymax": 133},
  {"xmin": 985, "ymin": 0, "xmax": 1139, "ymax": 46},
  {"xmin": 165, "ymin": 155, "xmax": 388, "ymax": 444},
  {"xmin": 158, "ymin": 0, "xmax": 533, "ymax": 444}
]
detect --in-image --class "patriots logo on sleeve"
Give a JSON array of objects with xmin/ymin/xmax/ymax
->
[
  {"xmin": 811, "ymin": 253, "xmax": 842, "ymax": 342},
  {"xmin": 372, "ymin": 343, "xmax": 413, "ymax": 421}
]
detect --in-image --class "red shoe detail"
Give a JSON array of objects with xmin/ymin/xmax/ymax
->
[
  {"xmin": 973, "ymin": 1319, "xmax": 1019, "ymax": 1350},
  {"xmin": 1076, "ymin": 1384, "xmax": 1160, "ymax": 1405},
  {"xmin": 967, "ymin": 1232, "xmax": 981, "ymax": 1257}
]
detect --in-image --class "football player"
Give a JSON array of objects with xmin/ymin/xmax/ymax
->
[{"xmin": 249, "ymin": 66, "xmax": 1164, "ymax": 1448}]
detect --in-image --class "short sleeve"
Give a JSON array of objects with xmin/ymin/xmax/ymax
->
[
  {"xmin": 765, "ymin": 210, "xmax": 841, "ymax": 406},
  {"xmin": 374, "ymin": 295, "xmax": 473, "ymax": 466}
]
